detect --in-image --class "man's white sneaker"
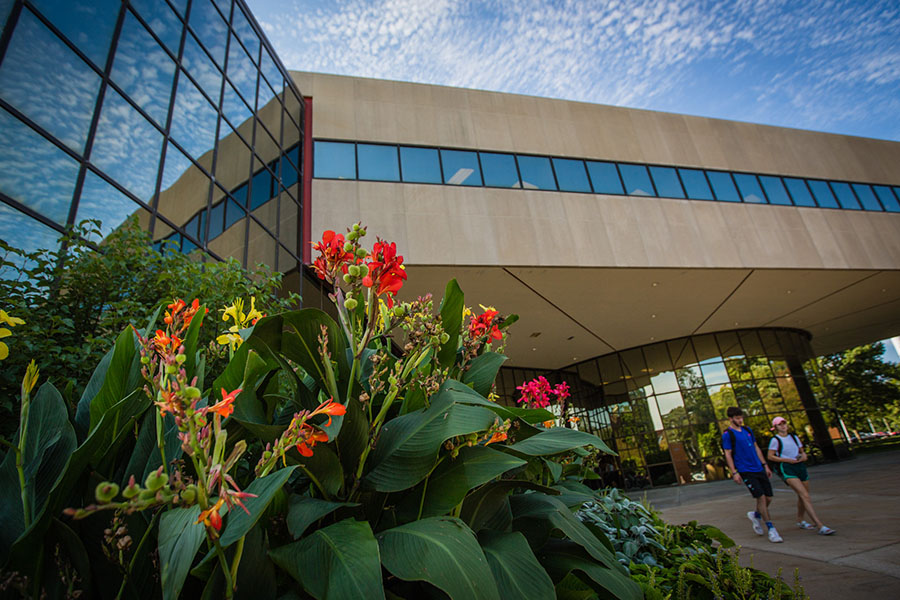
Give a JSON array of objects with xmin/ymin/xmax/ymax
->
[
  {"xmin": 818, "ymin": 526, "xmax": 836, "ymax": 535},
  {"xmin": 767, "ymin": 527, "xmax": 783, "ymax": 543},
  {"xmin": 797, "ymin": 520, "xmax": 816, "ymax": 530},
  {"xmin": 747, "ymin": 511, "xmax": 764, "ymax": 535}
]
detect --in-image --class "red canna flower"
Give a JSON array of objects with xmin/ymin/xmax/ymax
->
[
  {"xmin": 152, "ymin": 330, "xmax": 182, "ymax": 354},
  {"xmin": 311, "ymin": 230, "xmax": 356, "ymax": 282},
  {"xmin": 197, "ymin": 497, "xmax": 226, "ymax": 531},
  {"xmin": 209, "ymin": 388, "xmax": 241, "ymax": 419},
  {"xmin": 364, "ymin": 239, "xmax": 406, "ymax": 307},
  {"xmin": 469, "ymin": 310, "xmax": 502, "ymax": 342},
  {"xmin": 296, "ymin": 429, "xmax": 329, "ymax": 457}
]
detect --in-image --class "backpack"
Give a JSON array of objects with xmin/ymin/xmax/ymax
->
[
  {"xmin": 768, "ymin": 433, "xmax": 800, "ymax": 473},
  {"xmin": 722, "ymin": 426, "xmax": 755, "ymax": 454}
]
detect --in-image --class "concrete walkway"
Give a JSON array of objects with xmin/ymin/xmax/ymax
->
[{"xmin": 640, "ymin": 450, "xmax": 900, "ymax": 599}]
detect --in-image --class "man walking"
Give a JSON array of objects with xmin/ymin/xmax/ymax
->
[{"xmin": 722, "ymin": 407, "xmax": 782, "ymax": 542}]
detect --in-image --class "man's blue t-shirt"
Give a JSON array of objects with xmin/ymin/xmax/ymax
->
[{"xmin": 722, "ymin": 426, "xmax": 763, "ymax": 473}]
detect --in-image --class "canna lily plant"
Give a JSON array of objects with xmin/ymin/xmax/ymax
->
[{"xmin": 0, "ymin": 223, "xmax": 642, "ymax": 600}]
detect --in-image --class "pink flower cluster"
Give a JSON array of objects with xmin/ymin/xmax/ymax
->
[{"xmin": 515, "ymin": 377, "xmax": 570, "ymax": 408}]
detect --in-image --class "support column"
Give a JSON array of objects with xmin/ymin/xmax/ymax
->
[{"xmin": 786, "ymin": 356, "xmax": 838, "ymax": 461}]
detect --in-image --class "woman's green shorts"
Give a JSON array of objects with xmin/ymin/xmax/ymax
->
[{"xmin": 779, "ymin": 462, "xmax": 809, "ymax": 481}]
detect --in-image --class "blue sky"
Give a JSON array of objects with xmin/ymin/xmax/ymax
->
[{"xmin": 247, "ymin": 0, "xmax": 900, "ymax": 141}]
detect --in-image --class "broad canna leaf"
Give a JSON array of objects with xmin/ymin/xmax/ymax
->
[
  {"xmin": 441, "ymin": 380, "xmax": 554, "ymax": 424},
  {"xmin": 86, "ymin": 325, "xmax": 144, "ymax": 433},
  {"xmin": 293, "ymin": 444, "xmax": 344, "ymax": 498},
  {"xmin": 378, "ymin": 517, "xmax": 499, "ymax": 600},
  {"xmin": 286, "ymin": 496, "xmax": 359, "ymax": 539},
  {"xmin": 121, "ymin": 409, "xmax": 183, "ymax": 488},
  {"xmin": 538, "ymin": 540, "xmax": 643, "ymax": 600},
  {"xmin": 219, "ymin": 466, "xmax": 297, "ymax": 548},
  {"xmin": 182, "ymin": 302, "xmax": 206, "ymax": 383},
  {"xmin": 479, "ymin": 530, "xmax": 555, "ymax": 600},
  {"xmin": 158, "ymin": 506, "xmax": 205, "ymax": 600},
  {"xmin": 279, "ymin": 310, "xmax": 349, "ymax": 399},
  {"xmin": 270, "ymin": 518, "xmax": 384, "ymax": 600},
  {"xmin": 507, "ymin": 427, "xmax": 614, "ymax": 456},
  {"xmin": 363, "ymin": 390, "xmax": 497, "ymax": 492},
  {"xmin": 398, "ymin": 446, "xmax": 526, "ymax": 519},
  {"xmin": 437, "ymin": 279, "xmax": 464, "ymax": 368},
  {"xmin": 460, "ymin": 480, "xmax": 559, "ymax": 534},
  {"xmin": 461, "ymin": 352, "xmax": 507, "ymax": 398}
]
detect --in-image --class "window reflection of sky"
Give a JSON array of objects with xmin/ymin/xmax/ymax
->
[
  {"xmin": 0, "ymin": 8, "xmax": 100, "ymax": 152},
  {"xmin": 159, "ymin": 142, "xmax": 195, "ymax": 192},
  {"xmin": 30, "ymin": 0, "xmax": 118, "ymax": 68},
  {"xmin": 76, "ymin": 170, "xmax": 141, "ymax": 242},
  {"xmin": 232, "ymin": 4, "xmax": 260, "ymax": 62},
  {"xmin": 111, "ymin": 12, "xmax": 176, "ymax": 127},
  {"xmin": 92, "ymin": 87, "xmax": 163, "ymax": 201},
  {"xmin": 228, "ymin": 33, "xmax": 258, "ymax": 108},
  {"xmin": 261, "ymin": 49, "xmax": 283, "ymax": 93},
  {"xmin": 189, "ymin": 0, "xmax": 227, "ymax": 68},
  {"xmin": 171, "ymin": 72, "xmax": 219, "ymax": 159},
  {"xmin": 129, "ymin": 0, "xmax": 183, "ymax": 55},
  {"xmin": 0, "ymin": 202, "xmax": 60, "ymax": 276},
  {"xmin": 222, "ymin": 80, "xmax": 253, "ymax": 132},
  {"xmin": 0, "ymin": 108, "xmax": 79, "ymax": 224},
  {"xmin": 182, "ymin": 32, "xmax": 224, "ymax": 106}
]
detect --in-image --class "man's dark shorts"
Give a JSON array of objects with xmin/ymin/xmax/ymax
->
[{"xmin": 740, "ymin": 471, "xmax": 773, "ymax": 498}]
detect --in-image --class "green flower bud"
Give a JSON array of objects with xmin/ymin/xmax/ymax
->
[
  {"xmin": 122, "ymin": 482, "xmax": 141, "ymax": 500},
  {"xmin": 353, "ymin": 223, "xmax": 361, "ymax": 231},
  {"xmin": 140, "ymin": 356, "xmax": 150, "ymax": 364},
  {"xmin": 348, "ymin": 264, "xmax": 360, "ymax": 277},
  {"xmin": 175, "ymin": 354, "xmax": 186, "ymax": 364},
  {"xmin": 358, "ymin": 228, "xmax": 366, "ymax": 237},
  {"xmin": 145, "ymin": 469, "xmax": 169, "ymax": 492},
  {"xmin": 347, "ymin": 230, "xmax": 359, "ymax": 241},
  {"xmin": 95, "ymin": 482, "xmax": 120, "ymax": 504},
  {"xmin": 392, "ymin": 306, "xmax": 405, "ymax": 317},
  {"xmin": 388, "ymin": 375, "xmax": 398, "ymax": 386},
  {"xmin": 165, "ymin": 364, "xmax": 177, "ymax": 375},
  {"xmin": 139, "ymin": 488, "xmax": 157, "ymax": 501},
  {"xmin": 344, "ymin": 298, "xmax": 358, "ymax": 310},
  {"xmin": 344, "ymin": 241, "xmax": 353, "ymax": 252},
  {"xmin": 356, "ymin": 248, "xmax": 368, "ymax": 259},
  {"xmin": 184, "ymin": 386, "xmax": 201, "ymax": 399},
  {"xmin": 440, "ymin": 332, "xmax": 450, "ymax": 344},
  {"xmin": 180, "ymin": 485, "xmax": 197, "ymax": 504},
  {"xmin": 358, "ymin": 263, "xmax": 369, "ymax": 275}
]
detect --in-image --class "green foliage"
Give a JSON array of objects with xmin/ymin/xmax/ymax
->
[
  {"xmin": 0, "ymin": 218, "xmax": 299, "ymax": 435},
  {"xmin": 813, "ymin": 343, "xmax": 900, "ymax": 431}
]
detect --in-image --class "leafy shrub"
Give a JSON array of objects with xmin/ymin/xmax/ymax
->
[{"xmin": 577, "ymin": 488, "xmax": 664, "ymax": 566}]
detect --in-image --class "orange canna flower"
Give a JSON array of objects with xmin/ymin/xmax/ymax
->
[
  {"xmin": 296, "ymin": 428, "xmax": 329, "ymax": 457},
  {"xmin": 312, "ymin": 398, "xmax": 346, "ymax": 426},
  {"xmin": 209, "ymin": 388, "xmax": 241, "ymax": 419},
  {"xmin": 197, "ymin": 497, "xmax": 226, "ymax": 531},
  {"xmin": 485, "ymin": 430, "xmax": 508, "ymax": 445}
]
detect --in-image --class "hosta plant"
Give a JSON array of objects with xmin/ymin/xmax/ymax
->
[{"xmin": 0, "ymin": 223, "xmax": 643, "ymax": 600}]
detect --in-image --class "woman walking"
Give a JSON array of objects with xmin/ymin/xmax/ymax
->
[{"xmin": 766, "ymin": 417, "xmax": 836, "ymax": 535}]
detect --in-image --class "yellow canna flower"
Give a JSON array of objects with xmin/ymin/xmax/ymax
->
[
  {"xmin": 22, "ymin": 360, "xmax": 39, "ymax": 394},
  {"xmin": 0, "ymin": 309, "xmax": 25, "ymax": 327}
]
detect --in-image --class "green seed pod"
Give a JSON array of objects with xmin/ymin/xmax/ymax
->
[
  {"xmin": 440, "ymin": 332, "xmax": 450, "ymax": 344},
  {"xmin": 392, "ymin": 306, "xmax": 405, "ymax": 317},
  {"xmin": 356, "ymin": 248, "xmax": 368, "ymax": 259},
  {"xmin": 180, "ymin": 485, "xmax": 197, "ymax": 504},
  {"xmin": 347, "ymin": 230, "xmax": 359, "ymax": 241},
  {"xmin": 344, "ymin": 241, "xmax": 353, "ymax": 252},
  {"xmin": 388, "ymin": 375, "xmax": 398, "ymax": 386},
  {"xmin": 122, "ymin": 483, "xmax": 141, "ymax": 500},
  {"xmin": 165, "ymin": 364, "xmax": 177, "ymax": 375},
  {"xmin": 344, "ymin": 297, "xmax": 358, "ymax": 310},
  {"xmin": 358, "ymin": 228, "xmax": 366, "ymax": 237},
  {"xmin": 175, "ymin": 354, "xmax": 186, "ymax": 364},
  {"xmin": 348, "ymin": 264, "xmax": 360, "ymax": 277},
  {"xmin": 145, "ymin": 469, "xmax": 169, "ymax": 492},
  {"xmin": 184, "ymin": 386, "xmax": 201, "ymax": 399},
  {"xmin": 95, "ymin": 482, "xmax": 120, "ymax": 504},
  {"xmin": 140, "ymin": 356, "xmax": 150, "ymax": 364},
  {"xmin": 343, "ymin": 273, "xmax": 352, "ymax": 283},
  {"xmin": 139, "ymin": 488, "xmax": 157, "ymax": 501},
  {"xmin": 353, "ymin": 223, "xmax": 361, "ymax": 231},
  {"xmin": 358, "ymin": 263, "xmax": 369, "ymax": 275}
]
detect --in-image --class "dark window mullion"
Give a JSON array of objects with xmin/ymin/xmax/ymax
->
[
  {"xmin": 0, "ymin": 0, "xmax": 24, "ymax": 64},
  {"xmin": 673, "ymin": 168, "xmax": 688, "ymax": 198},
  {"xmin": 123, "ymin": 3, "xmax": 181, "ymax": 64},
  {"xmin": 397, "ymin": 145, "xmax": 404, "ymax": 181},
  {"xmin": 613, "ymin": 163, "xmax": 627, "ymax": 195},
  {"xmin": 581, "ymin": 160, "xmax": 594, "ymax": 193},
  {"xmin": 513, "ymin": 154, "xmax": 524, "ymax": 189},
  {"xmin": 475, "ymin": 151, "xmax": 485, "ymax": 187},
  {"xmin": 548, "ymin": 155, "xmax": 561, "ymax": 191},
  {"xmin": 646, "ymin": 164, "xmax": 659, "ymax": 197}
]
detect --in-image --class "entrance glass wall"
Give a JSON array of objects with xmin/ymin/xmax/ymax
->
[{"xmin": 497, "ymin": 328, "xmax": 838, "ymax": 488}]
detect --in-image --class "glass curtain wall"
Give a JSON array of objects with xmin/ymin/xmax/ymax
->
[
  {"xmin": 0, "ymin": 0, "xmax": 304, "ymax": 273},
  {"xmin": 497, "ymin": 328, "xmax": 838, "ymax": 489}
]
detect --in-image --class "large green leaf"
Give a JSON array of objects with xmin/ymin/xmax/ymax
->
[
  {"xmin": 461, "ymin": 352, "xmax": 507, "ymax": 398},
  {"xmin": 398, "ymin": 446, "xmax": 526, "ymax": 519},
  {"xmin": 279, "ymin": 310, "xmax": 349, "ymax": 399},
  {"xmin": 73, "ymin": 346, "xmax": 113, "ymax": 438},
  {"xmin": 507, "ymin": 428, "xmax": 614, "ymax": 456},
  {"xmin": 181, "ymin": 301, "xmax": 206, "ymax": 382},
  {"xmin": 159, "ymin": 506, "xmax": 205, "ymax": 600},
  {"xmin": 538, "ymin": 540, "xmax": 643, "ymax": 600},
  {"xmin": 88, "ymin": 325, "xmax": 143, "ymax": 432},
  {"xmin": 121, "ymin": 410, "xmax": 183, "ymax": 487},
  {"xmin": 227, "ymin": 349, "xmax": 283, "ymax": 441},
  {"xmin": 334, "ymin": 383, "xmax": 369, "ymax": 475},
  {"xmin": 378, "ymin": 517, "xmax": 499, "ymax": 600},
  {"xmin": 270, "ymin": 518, "xmax": 384, "ymax": 600},
  {"xmin": 437, "ymin": 279, "xmax": 464, "ymax": 368},
  {"xmin": 460, "ymin": 480, "xmax": 559, "ymax": 533},
  {"xmin": 509, "ymin": 494, "xmax": 622, "ymax": 573},
  {"xmin": 286, "ymin": 496, "xmax": 359, "ymax": 539},
  {"xmin": 363, "ymin": 391, "xmax": 497, "ymax": 492},
  {"xmin": 479, "ymin": 531, "xmax": 555, "ymax": 600},
  {"xmin": 220, "ymin": 466, "xmax": 297, "ymax": 548},
  {"xmin": 441, "ymin": 380, "xmax": 554, "ymax": 424},
  {"xmin": 295, "ymin": 444, "xmax": 344, "ymax": 497}
]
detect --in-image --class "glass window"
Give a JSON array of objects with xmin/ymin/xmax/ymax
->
[
  {"xmin": 553, "ymin": 158, "xmax": 591, "ymax": 192},
  {"xmin": 257, "ymin": 76, "xmax": 276, "ymax": 110},
  {"xmin": 189, "ymin": 0, "xmax": 228, "ymax": 68},
  {"xmin": 182, "ymin": 32, "xmax": 223, "ymax": 108},
  {"xmin": 851, "ymin": 184, "xmax": 881, "ymax": 211},
  {"xmin": 227, "ymin": 32, "xmax": 257, "ymax": 108},
  {"xmin": 75, "ymin": 171, "xmax": 143, "ymax": 242},
  {"xmin": 171, "ymin": 71, "xmax": 219, "ymax": 159},
  {"xmin": 0, "ymin": 9, "xmax": 101, "ymax": 153},
  {"xmin": 783, "ymin": 178, "xmax": 815, "ymax": 207},
  {"xmin": 441, "ymin": 150, "xmax": 482, "ymax": 186},
  {"xmin": 208, "ymin": 199, "xmax": 225, "ymax": 240},
  {"xmin": 221, "ymin": 80, "xmax": 252, "ymax": 133},
  {"xmin": 261, "ymin": 49, "xmax": 282, "ymax": 93},
  {"xmin": 517, "ymin": 155, "xmax": 556, "ymax": 190},
  {"xmin": 225, "ymin": 196, "xmax": 245, "ymax": 229},
  {"xmin": 586, "ymin": 161, "xmax": 624, "ymax": 195},
  {"xmin": 649, "ymin": 166, "xmax": 684, "ymax": 198},
  {"xmin": 619, "ymin": 164, "xmax": 654, "ymax": 196},
  {"xmin": 657, "ymin": 392, "xmax": 687, "ymax": 429},
  {"xmin": 733, "ymin": 173, "xmax": 766, "ymax": 203},
  {"xmin": 399, "ymin": 147, "xmax": 441, "ymax": 184},
  {"xmin": 873, "ymin": 186, "xmax": 900, "ymax": 212},
  {"xmin": 129, "ymin": 0, "xmax": 182, "ymax": 54},
  {"xmin": 894, "ymin": 188, "xmax": 900, "ymax": 209},
  {"xmin": 830, "ymin": 182, "xmax": 860, "ymax": 210},
  {"xmin": 807, "ymin": 180, "xmax": 838, "ymax": 208},
  {"xmin": 159, "ymin": 142, "xmax": 194, "ymax": 193},
  {"xmin": 314, "ymin": 141, "xmax": 355, "ymax": 179},
  {"xmin": 232, "ymin": 4, "xmax": 260, "ymax": 62},
  {"xmin": 759, "ymin": 176, "xmax": 791, "ymax": 205},
  {"xmin": 0, "ymin": 108, "xmax": 79, "ymax": 225},
  {"xmin": 678, "ymin": 168, "xmax": 713, "ymax": 200},
  {"xmin": 111, "ymin": 12, "xmax": 176, "ymax": 127},
  {"xmin": 249, "ymin": 167, "xmax": 273, "ymax": 210},
  {"xmin": 0, "ymin": 202, "xmax": 62, "ymax": 276},
  {"xmin": 30, "ymin": 0, "xmax": 118, "ymax": 68},
  {"xmin": 651, "ymin": 371, "xmax": 679, "ymax": 395},
  {"xmin": 92, "ymin": 87, "xmax": 164, "ymax": 201},
  {"xmin": 357, "ymin": 144, "xmax": 399, "ymax": 181},
  {"xmin": 280, "ymin": 147, "xmax": 300, "ymax": 189},
  {"xmin": 706, "ymin": 171, "xmax": 740, "ymax": 202},
  {"xmin": 700, "ymin": 362, "xmax": 729, "ymax": 386}
]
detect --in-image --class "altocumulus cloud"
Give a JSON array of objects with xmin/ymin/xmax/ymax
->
[{"xmin": 249, "ymin": 0, "xmax": 900, "ymax": 140}]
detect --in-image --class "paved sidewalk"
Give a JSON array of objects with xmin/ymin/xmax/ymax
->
[{"xmin": 641, "ymin": 450, "xmax": 900, "ymax": 599}]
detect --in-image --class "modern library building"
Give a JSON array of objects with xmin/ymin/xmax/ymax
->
[{"xmin": 2, "ymin": 0, "xmax": 899, "ymax": 487}]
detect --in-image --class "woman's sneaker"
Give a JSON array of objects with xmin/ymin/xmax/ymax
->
[
  {"xmin": 747, "ymin": 511, "xmax": 764, "ymax": 535},
  {"xmin": 767, "ymin": 526, "xmax": 784, "ymax": 543},
  {"xmin": 818, "ymin": 526, "xmax": 836, "ymax": 535},
  {"xmin": 797, "ymin": 520, "xmax": 816, "ymax": 530}
]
